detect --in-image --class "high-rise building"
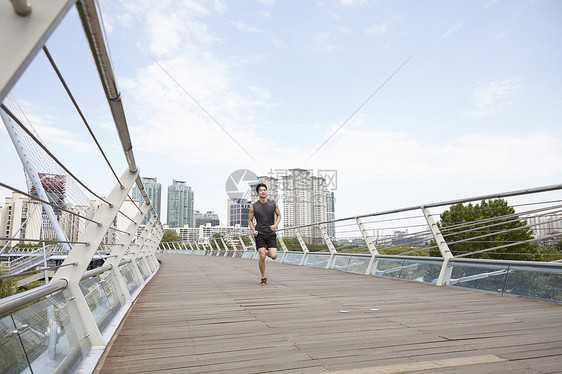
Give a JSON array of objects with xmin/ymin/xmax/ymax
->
[
  {"xmin": 326, "ymin": 191, "xmax": 336, "ymax": 238},
  {"xmin": 227, "ymin": 199, "xmax": 250, "ymax": 227},
  {"xmin": 132, "ymin": 177, "xmax": 162, "ymax": 225},
  {"xmin": 282, "ymin": 169, "xmax": 330, "ymax": 245},
  {"xmin": 194, "ymin": 210, "xmax": 220, "ymax": 227},
  {"xmin": 526, "ymin": 214, "xmax": 562, "ymax": 239},
  {"xmin": 167, "ymin": 180, "xmax": 194, "ymax": 228},
  {"xmin": 0, "ymin": 192, "xmax": 42, "ymax": 247}
]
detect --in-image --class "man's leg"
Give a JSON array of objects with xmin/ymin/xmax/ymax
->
[
  {"xmin": 258, "ymin": 247, "xmax": 267, "ymax": 277},
  {"xmin": 267, "ymin": 247, "xmax": 278, "ymax": 260}
]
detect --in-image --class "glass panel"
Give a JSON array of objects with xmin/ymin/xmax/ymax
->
[
  {"xmin": 399, "ymin": 259, "xmax": 442, "ymax": 284},
  {"xmin": 304, "ymin": 254, "xmax": 320, "ymax": 267},
  {"xmin": 146, "ymin": 257, "xmax": 156, "ymax": 273},
  {"xmin": 283, "ymin": 252, "xmax": 304, "ymax": 265},
  {"xmin": 346, "ymin": 256, "xmax": 370, "ymax": 274},
  {"xmin": 4, "ymin": 291, "xmax": 87, "ymax": 374},
  {"xmin": 136, "ymin": 258, "xmax": 149, "ymax": 280},
  {"xmin": 302, "ymin": 253, "xmax": 330, "ymax": 268},
  {"xmin": 79, "ymin": 273, "xmax": 122, "ymax": 333},
  {"xmin": 505, "ymin": 266, "xmax": 562, "ymax": 302},
  {"xmin": 373, "ymin": 258, "xmax": 406, "ymax": 278},
  {"xmin": 331, "ymin": 255, "xmax": 351, "ymax": 271},
  {"xmin": 449, "ymin": 263, "xmax": 509, "ymax": 294},
  {"xmin": 312, "ymin": 254, "xmax": 330, "ymax": 268},
  {"xmin": 0, "ymin": 314, "xmax": 31, "ymax": 374},
  {"xmin": 120, "ymin": 263, "xmax": 140, "ymax": 294}
]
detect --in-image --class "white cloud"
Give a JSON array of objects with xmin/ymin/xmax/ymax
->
[
  {"xmin": 6, "ymin": 107, "xmax": 95, "ymax": 154},
  {"xmin": 486, "ymin": 0, "xmax": 500, "ymax": 8},
  {"xmin": 213, "ymin": 0, "xmax": 226, "ymax": 13},
  {"xmin": 338, "ymin": 0, "xmax": 368, "ymax": 6},
  {"xmin": 307, "ymin": 128, "xmax": 562, "ymax": 183},
  {"xmin": 365, "ymin": 15, "xmax": 401, "ymax": 37},
  {"xmin": 230, "ymin": 20, "xmax": 264, "ymax": 33},
  {"xmin": 463, "ymin": 79, "xmax": 520, "ymax": 118},
  {"xmin": 365, "ymin": 23, "xmax": 388, "ymax": 36},
  {"xmin": 258, "ymin": 0, "xmax": 276, "ymax": 6},
  {"xmin": 441, "ymin": 22, "xmax": 463, "ymax": 38},
  {"xmin": 313, "ymin": 32, "xmax": 338, "ymax": 53},
  {"xmin": 327, "ymin": 9, "xmax": 342, "ymax": 21},
  {"xmin": 494, "ymin": 32, "xmax": 506, "ymax": 40},
  {"xmin": 146, "ymin": 13, "xmax": 185, "ymax": 55},
  {"xmin": 338, "ymin": 26, "xmax": 352, "ymax": 34}
]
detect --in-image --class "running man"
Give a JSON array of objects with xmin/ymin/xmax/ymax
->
[{"xmin": 248, "ymin": 183, "xmax": 281, "ymax": 285}]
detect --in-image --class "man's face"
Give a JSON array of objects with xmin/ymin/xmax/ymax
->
[{"xmin": 258, "ymin": 187, "xmax": 267, "ymax": 198}]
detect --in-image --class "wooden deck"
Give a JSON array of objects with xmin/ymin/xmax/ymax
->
[{"xmin": 97, "ymin": 254, "xmax": 562, "ymax": 373}]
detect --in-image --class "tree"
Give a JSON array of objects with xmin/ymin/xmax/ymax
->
[
  {"xmin": 0, "ymin": 267, "xmax": 16, "ymax": 299},
  {"xmin": 159, "ymin": 230, "xmax": 182, "ymax": 247},
  {"xmin": 435, "ymin": 199, "xmax": 542, "ymax": 261},
  {"xmin": 211, "ymin": 233, "xmax": 232, "ymax": 250}
]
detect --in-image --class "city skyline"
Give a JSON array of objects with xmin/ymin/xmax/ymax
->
[{"xmin": 1, "ymin": 1, "xmax": 560, "ymax": 229}]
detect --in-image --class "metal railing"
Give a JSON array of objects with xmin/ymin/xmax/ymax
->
[
  {"xmin": 1, "ymin": 1, "xmax": 163, "ymax": 373},
  {"xmin": 160, "ymin": 183, "xmax": 562, "ymax": 304}
]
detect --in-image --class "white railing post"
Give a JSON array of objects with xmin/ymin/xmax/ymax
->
[
  {"xmin": 141, "ymin": 225, "xmax": 162, "ymax": 270},
  {"xmin": 194, "ymin": 241, "xmax": 200, "ymax": 250},
  {"xmin": 228, "ymin": 237, "xmax": 237, "ymax": 256},
  {"xmin": 128, "ymin": 215, "xmax": 156, "ymax": 284},
  {"xmin": 239, "ymin": 236, "xmax": 248, "ymax": 253},
  {"xmin": 318, "ymin": 224, "xmax": 337, "ymax": 269},
  {"xmin": 295, "ymin": 229, "xmax": 309, "ymax": 266},
  {"xmin": 422, "ymin": 206, "xmax": 454, "ymax": 286},
  {"xmin": 221, "ymin": 237, "xmax": 229, "ymax": 256},
  {"xmin": 249, "ymin": 235, "xmax": 258, "ymax": 259},
  {"xmin": 278, "ymin": 235, "xmax": 289, "ymax": 263},
  {"xmin": 103, "ymin": 202, "xmax": 149, "ymax": 303},
  {"xmin": 356, "ymin": 217, "xmax": 380, "ymax": 275},
  {"xmin": 188, "ymin": 242, "xmax": 194, "ymax": 250},
  {"xmin": 50, "ymin": 168, "xmax": 139, "ymax": 348}
]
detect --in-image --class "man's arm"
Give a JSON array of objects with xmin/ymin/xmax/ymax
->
[
  {"xmin": 270, "ymin": 203, "xmax": 282, "ymax": 231},
  {"xmin": 248, "ymin": 205, "xmax": 258, "ymax": 236}
]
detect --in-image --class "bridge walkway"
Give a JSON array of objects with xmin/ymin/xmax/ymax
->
[{"xmin": 98, "ymin": 254, "xmax": 562, "ymax": 373}]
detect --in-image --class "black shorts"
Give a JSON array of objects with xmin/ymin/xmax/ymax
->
[{"xmin": 256, "ymin": 232, "xmax": 277, "ymax": 249}]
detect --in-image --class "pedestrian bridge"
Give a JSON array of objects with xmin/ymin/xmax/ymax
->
[
  {"xmin": 98, "ymin": 253, "xmax": 562, "ymax": 373},
  {"xmin": 1, "ymin": 2, "xmax": 561, "ymax": 373}
]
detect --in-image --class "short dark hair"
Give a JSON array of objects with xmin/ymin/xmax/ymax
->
[{"xmin": 256, "ymin": 183, "xmax": 267, "ymax": 193}]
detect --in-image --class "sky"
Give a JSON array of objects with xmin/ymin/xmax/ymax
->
[{"xmin": 1, "ymin": 0, "xmax": 561, "ymax": 227}]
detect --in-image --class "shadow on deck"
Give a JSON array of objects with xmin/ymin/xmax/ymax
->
[{"xmin": 97, "ymin": 254, "xmax": 562, "ymax": 374}]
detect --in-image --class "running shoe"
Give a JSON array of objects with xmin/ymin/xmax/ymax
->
[{"xmin": 260, "ymin": 276, "xmax": 267, "ymax": 286}]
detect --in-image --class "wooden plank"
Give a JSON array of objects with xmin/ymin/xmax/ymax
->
[
  {"xmin": 330, "ymin": 354, "xmax": 506, "ymax": 373},
  {"xmin": 97, "ymin": 254, "xmax": 562, "ymax": 374}
]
